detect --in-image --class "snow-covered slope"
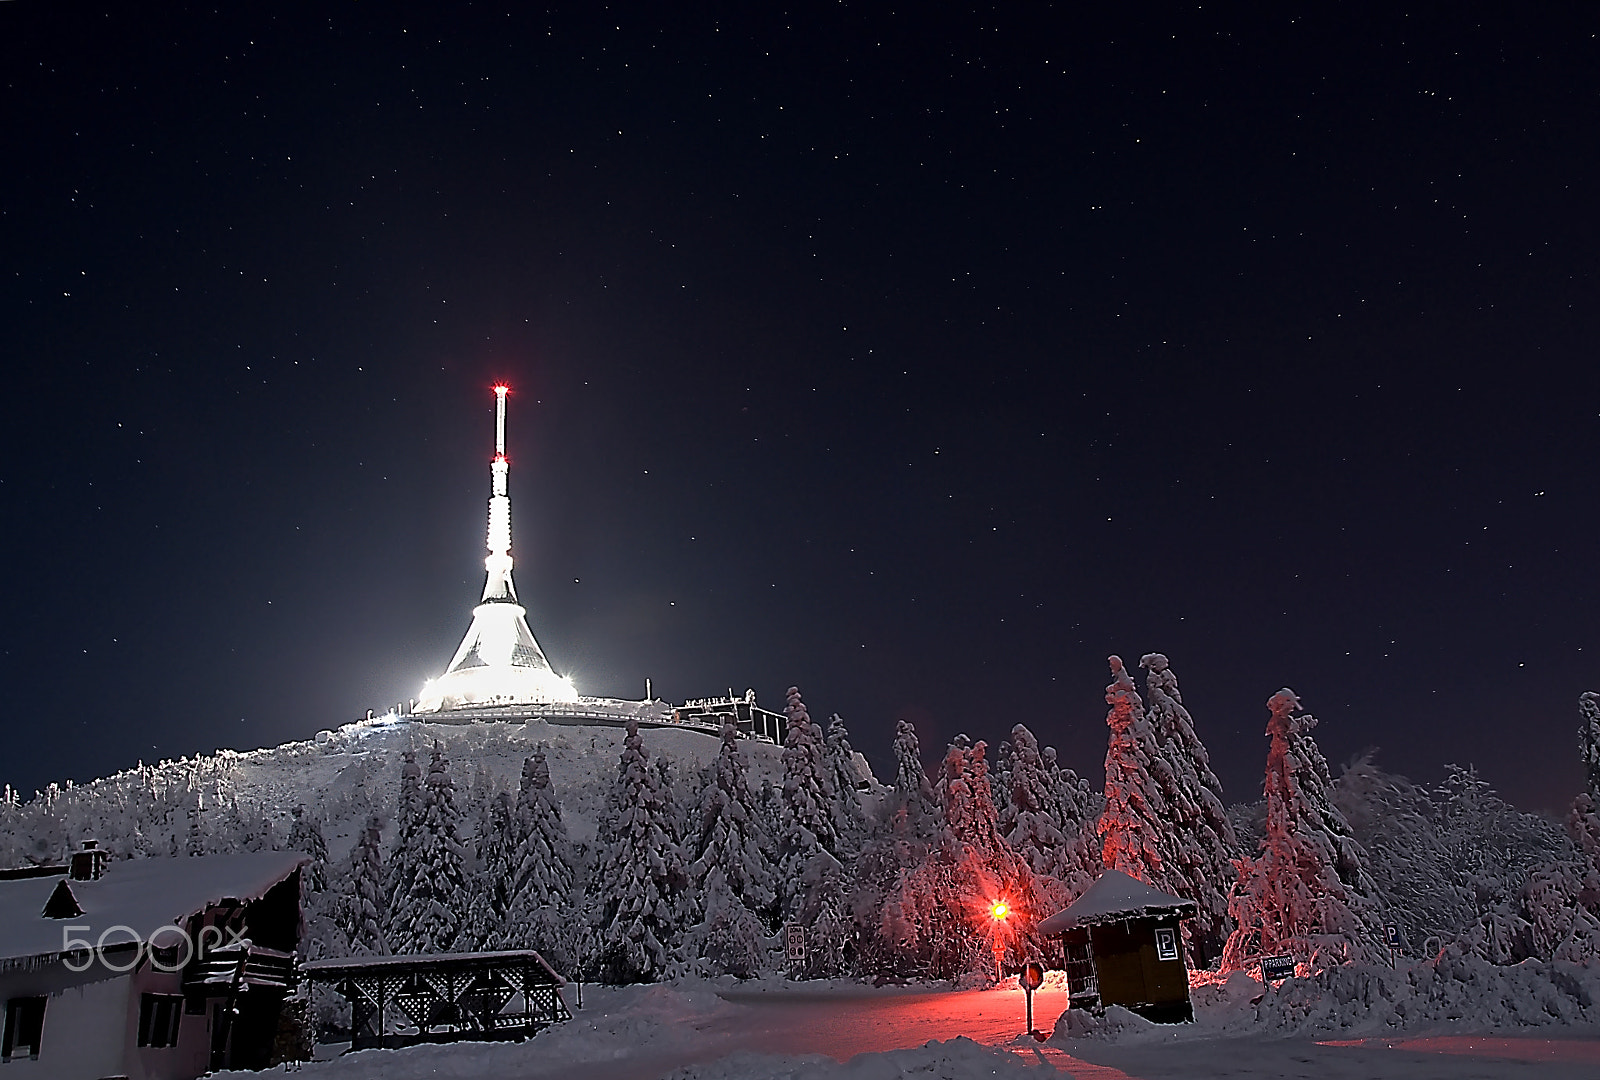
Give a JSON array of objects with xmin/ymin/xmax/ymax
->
[{"xmin": 0, "ymin": 715, "xmax": 788, "ymax": 870}]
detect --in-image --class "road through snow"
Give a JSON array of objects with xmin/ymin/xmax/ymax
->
[{"xmin": 709, "ymin": 985, "xmax": 1600, "ymax": 1080}]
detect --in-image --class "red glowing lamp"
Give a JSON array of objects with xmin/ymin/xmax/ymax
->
[
  {"xmin": 493, "ymin": 384, "xmax": 510, "ymax": 396},
  {"xmin": 991, "ymin": 900, "xmax": 1010, "ymax": 921}
]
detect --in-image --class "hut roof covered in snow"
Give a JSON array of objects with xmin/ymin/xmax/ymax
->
[
  {"xmin": 1037, "ymin": 869, "xmax": 1197, "ymax": 935},
  {"xmin": 0, "ymin": 851, "xmax": 307, "ymax": 969}
]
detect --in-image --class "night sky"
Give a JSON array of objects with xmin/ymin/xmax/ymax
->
[{"xmin": 3, "ymin": 4, "xmax": 1597, "ymax": 814}]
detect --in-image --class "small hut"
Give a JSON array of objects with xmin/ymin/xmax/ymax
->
[{"xmin": 1038, "ymin": 869, "xmax": 1196, "ymax": 1023}]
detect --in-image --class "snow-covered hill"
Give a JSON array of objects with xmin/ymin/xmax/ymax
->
[{"xmin": 0, "ymin": 715, "xmax": 790, "ymax": 870}]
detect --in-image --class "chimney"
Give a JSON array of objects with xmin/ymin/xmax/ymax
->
[{"xmin": 69, "ymin": 839, "xmax": 108, "ymax": 882}]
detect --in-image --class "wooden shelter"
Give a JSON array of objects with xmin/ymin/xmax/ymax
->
[
  {"xmin": 302, "ymin": 950, "xmax": 570, "ymax": 1051},
  {"xmin": 1038, "ymin": 869, "xmax": 1196, "ymax": 1023}
]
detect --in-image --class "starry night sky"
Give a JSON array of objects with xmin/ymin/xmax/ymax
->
[{"xmin": 3, "ymin": 3, "xmax": 1597, "ymax": 813}]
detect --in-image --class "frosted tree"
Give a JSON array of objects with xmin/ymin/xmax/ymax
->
[
  {"xmin": 1334, "ymin": 753, "xmax": 1464, "ymax": 951},
  {"xmin": 1001, "ymin": 724, "xmax": 1096, "ymax": 902},
  {"xmin": 330, "ymin": 815, "xmax": 388, "ymax": 956},
  {"xmin": 460, "ymin": 792, "xmax": 516, "ymax": 950},
  {"xmin": 597, "ymin": 721, "xmax": 688, "ymax": 983},
  {"xmin": 688, "ymin": 724, "xmax": 776, "ymax": 918},
  {"xmin": 1043, "ymin": 745, "xmax": 1102, "ymax": 868},
  {"xmin": 503, "ymin": 748, "xmax": 578, "ymax": 970},
  {"xmin": 891, "ymin": 717, "xmax": 940, "ymax": 840},
  {"xmin": 287, "ymin": 805, "xmax": 329, "ymax": 893},
  {"xmin": 824, "ymin": 713, "xmax": 869, "ymax": 852},
  {"xmin": 1570, "ymin": 692, "xmax": 1600, "ymax": 900},
  {"xmin": 387, "ymin": 741, "xmax": 470, "ymax": 954},
  {"xmin": 1223, "ymin": 689, "xmax": 1385, "ymax": 971},
  {"xmin": 782, "ymin": 687, "xmax": 838, "ymax": 854},
  {"xmin": 1140, "ymin": 653, "xmax": 1238, "ymax": 965},
  {"xmin": 888, "ymin": 736, "xmax": 1033, "ymax": 979},
  {"xmin": 1097, "ymin": 655, "xmax": 1167, "ymax": 884},
  {"xmin": 1580, "ymin": 691, "xmax": 1600, "ymax": 798}
]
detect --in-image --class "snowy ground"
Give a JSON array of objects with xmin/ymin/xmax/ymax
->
[{"xmin": 223, "ymin": 976, "xmax": 1600, "ymax": 1079}]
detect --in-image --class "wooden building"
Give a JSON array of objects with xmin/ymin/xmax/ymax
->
[
  {"xmin": 0, "ymin": 845, "xmax": 308, "ymax": 1078},
  {"xmin": 302, "ymin": 950, "xmax": 569, "ymax": 1050},
  {"xmin": 1038, "ymin": 869, "xmax": 1196, "ymax": 1023}
]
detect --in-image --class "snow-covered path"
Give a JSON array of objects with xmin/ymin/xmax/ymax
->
[{"xmin": 269, "ymin": 981, "xmax": 1600, "ymax": 1079}]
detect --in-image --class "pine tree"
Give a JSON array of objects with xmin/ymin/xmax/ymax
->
[
  {"xmin": 688, "ymin": 724, "xmax": 776, "ymax": 917},
  {"xmin": 331, "ymin": 815, "xmax": 388, "ymax": 956},
  {"xmin": 461, "ymin": 791, "xmax": 516, "ymax": 950},
  {"xmin": 1001, "ymin": 724, "xmax": 1096, "ymax": 901},
  {"xmin": 1223, "ymin": 689, "xmax": 1385, "ymax": 970},
  {"xmin": 287, "ymin": 805, "xmax": 329, "ymax": 893},
  {"xmin": 781, "ymin": 687, "xmax": 838, "ymax": 854},
  {"xmin": 386, "ymin": 741, "xmax": 470, "ymax": 954},
  {"xmin": 889, "ymin": 737, "xmax": 1032, "ymax": 979},
  {"xmin": 891, "ymin": 718, "xmax": 939, "ymax": 839},
  {"xmin": 1139, "ymin": 653, "xmax": 1238, "ymax": 965},
  {"xmin": 597, "ymin": 721, "xmax": 688, "ymax": 982},
  {"xmin": 1579, "ymin": 691, "xmax": 1600, "ymax": 798},
  {"xmin": 1097, "ymin": 655, "xmax": 1167, "ymax": 884},
  {"xmin": 823, "ymin": 713, "xmax": 869, "ymax": 852},
  {"xmin": 503, "ymin": 748, "xmax": 578, "ymax": 969}
]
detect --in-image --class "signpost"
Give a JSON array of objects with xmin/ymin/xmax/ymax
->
[
  {"xmin": 1020, "ymin": 961, "xmax": 1045, "ymax": 1037},
  {"xmin": 1385, "ymin": 924, "xmax": 1402, "ymax": 968},
  {"xmin": 785, "ymin": 924, "xmax": 806, "ymax": 976},
  {"xmin": 1260, "ymin": 954, "xmax": 1295, "ymax": 982}
]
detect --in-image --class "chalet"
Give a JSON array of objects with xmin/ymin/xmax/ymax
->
[
  {"xmin": 1038, "ymin": 869, "xmax": 1197, "ymax": 1023},
  {"xmin": 0, "ymin": 844, "xmax": 308, "ymax": 1079}
]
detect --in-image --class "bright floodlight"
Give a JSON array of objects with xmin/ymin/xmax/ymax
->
[
  {"xmin": 414, "ymin": 384, "xmax": 577, "ymax": 713},
  {"xmin": 991, "ymin": 901, "xmax": 1010, "ymax": 921}
]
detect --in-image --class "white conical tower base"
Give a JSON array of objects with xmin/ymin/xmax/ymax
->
[{"xmin": 415, "ymin": 601, "xmax": 577, "ymax": 712}]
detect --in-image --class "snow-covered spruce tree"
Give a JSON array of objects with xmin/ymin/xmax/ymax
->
[
  {"xmin": 1001, "ymin": 724, "xmax": 1095, "ymax": 906},
  {"xmin": 824, "ymin": 713, "xmax": 869, "ymax": 853},
  {"xmin": 503, "ymin": 748, "xmax": 579, "ymax": 971},
  {"xmin": 777, "ymin": 694, "xmax": 846, "ymax": 929},
  {"xmin": 1097, "ymin": 656, "xmax": 1167, "ymax": 885},
  {"xmin": 891, "ymin": 717, "xmax": 940, "ymax": 840},
  {"xmin": 1223, "ymin": 689, "xmax": 1385, "ymax": 971},
  {"xmin": 385, "ymin": 748, "xmax": 425, "ymax": 913},
  {"xmin": 1139, "ymin": 653, "xmax": 1238, "ymax": 965},
  {"xmin": 1043, "ymin": 745, "xmax": 1102, "ymax": 870},
  {"xmin": 1568, "ymin": 692, "xmax": 1600, "ymax": 907},
  {"xmin": 686, "ymin": 724, "xmax": 776, "ymax": 946},
  {"xmin": 330, "ymin": 815, "xmax": 388, "ymax": 957},
  {"xmin": 782, "ymin": 687, "xmax": 838, "ymax": 854},
  {"xmin": 852, "ymin": 722, "xmax": 937, "ymax": 977},
  {"xmin": 287, "ymin": 805, "xmax": 329, "ymax": 893},
  {"xmin": 386, "ymin": 741, "xmax": 470, "ymax": 954},
  {"xmin": 679, "ymin": 725, "xmax": 772, "ymax": 981},
  {"xmin": 1334, "ymin": 753, "xmax": 1466, "ymax": 952},
  {"xmin": 460, "ymin": 791, "xmax": 516, "ymax": 951},
  {"xmin": 887, "ymin": 737, "xmax": 1034, "ymax": 980},
  {"xmin": 1580, "ymin": 691, "xmax": 1600, "ymax": 798},
  {"xmin": 596, "ymin": 721, "xmax": 689, "ymax": 983}
]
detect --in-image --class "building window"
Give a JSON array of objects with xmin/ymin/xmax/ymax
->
[
  {"xmin": 1153, "ymin": 927, "xmax": 1180, "ymax": 962},
  {"xmin": 1, "ymin": 997, "xmax": 46, "ymax": 1062},
  {"xmin": 137, "ymin": 994, "xmax": 183, "ymax": 1049}
]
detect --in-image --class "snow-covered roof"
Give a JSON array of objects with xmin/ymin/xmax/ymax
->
[
  {"xmin": 0, "ymin": 851, "xmax": 308, "ymax": 969},
  {"xmin": 303, "ymin": 949, "xmax": 565, "ymax": 985},
  {"xmin": 1037, "ymin": 869, "xmax": 1197, "ymax": 935}
]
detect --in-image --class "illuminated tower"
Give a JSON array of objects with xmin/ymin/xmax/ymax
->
[{"xmin": 415, "ymin": 385, "xmax": 577, "ymax": 712}]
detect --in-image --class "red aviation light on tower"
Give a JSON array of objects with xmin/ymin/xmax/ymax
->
[{"xmin": 493, "ymin": 384, "xmax": 510, "ymax": 397}]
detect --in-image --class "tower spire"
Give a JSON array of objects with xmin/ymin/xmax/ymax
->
[
  {"xmin": 483, "ymin": 384, "xmax": 515, "ymax": 603},
  {"xmin": 414, "ymin": 384, "xmax": 577, "ymax": 713}
]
